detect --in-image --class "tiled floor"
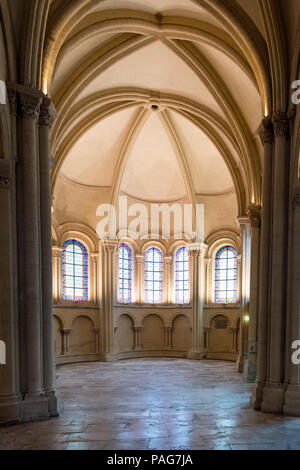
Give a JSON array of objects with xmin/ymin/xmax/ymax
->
[{"xmin": 1, "ymin": 358, "xmax": 300, "ymax": 450}]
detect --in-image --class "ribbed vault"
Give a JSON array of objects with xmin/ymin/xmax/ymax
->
[{"xmin": 37, "ymin": 0, "xmax": 289, "ymax": 236}]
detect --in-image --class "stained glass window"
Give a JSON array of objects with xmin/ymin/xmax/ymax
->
[
  {"xmin": 118, "ymin": 243, "xmax": 133, "ymax": 303},
  {"xmin": 215, "ymin": 246, "xmax": 237, "ymax": 303},
  {"xmin": 62, "ymin": 239, "xmax": 88, "ymax": 301},
  {"xmin": 145, "ymin": 247, "xmax": 163, "ymax": 304},
  {"xmin": 174, "ymin": 246, "xmax": 190, "ymax": 304}
]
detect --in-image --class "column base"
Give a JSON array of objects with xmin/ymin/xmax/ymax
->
[
  {"xmin": 0, "ymin": 394, "xmax": 22, "ymax": 425},
  {"xmin": 260, "ymin": 383, "xmax": 285, "ymax": 413},
  {"xmin": 242, "ymin": 353, "xmax": 257, "ymax": 383},
  {"xmin": 283, "ymin": 385, "xmax": 300, "ymax": 416},
  {"xmin": 19, "ymin": 395, "xmax": 50, "ymax": 423},
  {"xmin": 98, "ymin": 352, "xmax": 118, "ymax": 362},
  {"xmin": 250, "ymin": 380, "xmax": 265, "ymax": 410},
  {"xmin": 46, "ymin": 390, "xmax": 63, "ymax": 417},
  {"xmin": 187, "ymin": 349, "xmax": 204, "ymax": 360}
]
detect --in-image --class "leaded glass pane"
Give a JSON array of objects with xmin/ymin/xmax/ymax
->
[
  {"xmin": 62, "ymin": 239, "xmax": 88, "ymax": 301},
  {"xmin": 215, "ymin": 246, "xmax": 238, "ymax": 303},
  {"xmin": 118, "ymin": 243, "xmax": 133, "ymax": 303},
  {"xmin": 174, "ymin": 246, "xmax": 190, "ymax": 304},
  {"xmin": 144, "ymin": 247, "xmax": 163, "ymax": 304}
]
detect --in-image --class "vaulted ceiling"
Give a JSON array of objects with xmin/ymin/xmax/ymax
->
[{"xmin": 45, "ymin": 0, "xmax": 279, "ymax": 235}]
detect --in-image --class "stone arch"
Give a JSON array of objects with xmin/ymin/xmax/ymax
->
[
  {"xmin": 171, "ymin": 314, "xmax": 192, "ymax": 351},
  {"xmin": 115, "ymin": 314, "xmax": 134, "ymax": 353},
  {"xmin": 142, "ymin": 314, "xmax": 165, "ymax": 351},
  {"xmin": 41, "ymin": 5, "xmax": 271, "ymax": 114},
  {"xmin": 70, "ymin": 315, "xmax": 96, "ymax": 355}
]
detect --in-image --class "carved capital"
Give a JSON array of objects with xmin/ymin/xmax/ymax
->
[
  {"xmin": 247, "ymin": 205, "xmax": 261, "ymax": 228},
  {"xmin": 39, "ymin": 97, "xmax": 57, "ymax": 128},
  {"xmin": 135, "ymin": 254, "xmax": 143, "ymax": 263},
  {"xmin": 259, "ymin": 118, "xmax": 274, "ymax": 146},
  {"xmin": 188, "ymin": 242, "xmax": 207, "ymax": 258},
  {"xmin": 52, "ymin": 247, "xmax": 62, "ymax": 258},
  {"xmin": 16, "ymin": 85, "xmax": 43, "ymax": 121},
  {"xmin": 61, "ymin": 328, "xmax": 71, "ymax": 336},
  {"xmin": 133, "ymin": 326, "xmax": 143, "ymax": 332},
  {"xmin": 20, "ymin": 99, "xmax": 40, "ymax": 120},
  {"xmin": 273, "ymin": 113, "xmax": 290, "ymax": 139},
  {"xmin": 164, "ymin": 327, "xmax": 173, "ymax": 332},
  {"xmin": 103, "ymin": 239, "xmax": 118, "ymax": 254},
  {"xmin": 0, "ymin": 160, "xmax": 10, "ymax": 189}
]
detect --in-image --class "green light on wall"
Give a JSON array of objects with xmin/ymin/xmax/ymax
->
[{"xmin": 244, "ymin": 315, "xmax": 250, "ymax": 323}]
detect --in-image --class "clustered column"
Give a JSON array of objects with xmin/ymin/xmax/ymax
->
[
  {"xmin": 164, "ymin": 327, "xmax": 173, "ymax": 350},
  {"xmin": 0, "ymin": 84, "xmax": 60, "ymax": 423},
  {"xmin": 0, "ymin": 92, "xmax": 20, "ymax": 422},
  {"xmin": 251, "ymin": 114, "xmax": 294, "ymax": 414},
  {"xmin": 187, "ymin": 243, "xmax": 207, "ymax": 360},
  {"xmin": 135, "ymin": 254, "xmax": 143, "ymax": 303},
  {"xmin": 39, "ymin": 98, "xmax": 57, "ymax": 412},
  {"xmin": 237, "ymin": 207, "xmax": 261, "ymax": 381},
  {"xmin": 133, "ymin": 327, "xmax": 143, "ymax": 351},
  {"xmin": 101, "ymin": 239, "xmax": 118, "ymax": 361}
]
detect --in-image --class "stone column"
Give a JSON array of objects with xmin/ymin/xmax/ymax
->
[
  {"xmin": 52, "ymin": 247, "xmax": 61, "ymax": 302},
  {"xmin": 133, "ymin": 327, "xmax": 143, "ymax": 351},
  {"xmin": 260, "ymin": 114, "xmax": 290, "ymax": 413},
  {"xmin": 236, "ymin": 217, "xmax": 251, "ymax": 373},
  {"xmin": 100, "ymin": 240, "xmax": 118, "ymax": 361},
  {"xmin": 164, "ymin": 256, "xmax": 172, "ymax": 304},
  {"xmin": 238, "ymin": 207, "xmax": 261, "ymax": 381},
  {"xmin": 91, "ymin": 253, "xmax": 98, "ymax": 303},
  {"xmin": 18, "ymin": 86, "xmax": 43, "ymax": 400},
  {"xmin": 187, "ymin": 243, "xmax": 207, "ymax": 360},
  {"xmin": 61, "ymin": 329, "xmax": 71, "ymax": 355},
  {"xmin": 0, "ymin": 154, "xmax": 21, "ymax": 423},
  {"xmin": 135, "ymin": 255, "xmax": 143, "ymax": 303},
  {"xmin": 39, "ymin": 98, "xmax": 57, "ymax": 407},
  {"xmin": 251, "ymin": 118, "xmax": 274, "ymax": 409},
  {"xmin": 205, "ymin": 257, "xmax": 211, "ymax": 304},
  {"xmin": 164, "ymin": 327, "xmax": 173, "ymax": 349},
  {"xmin": 284, "ymin": 187, "xmax": 300, "ymax": 415},
  {"xmin": 246, "ymin": 206, "xmax": 261, "ymax": 382},
  {"xmin": 93, "ymin": 327, "xmax": 101, "ymax": 353}
]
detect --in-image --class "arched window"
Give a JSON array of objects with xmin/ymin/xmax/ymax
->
[
  {"xmin": 145, "ymin": 247, "xmax": 163, "ymax": 304},
  {"xmin": 62, "ymin": 239, "xmax": 88, "ymax": 301},
  {"xmin": 215, "ymin": 245, "xmax": 238, "ymax": 303},
  {"xmin": 118, "ymin": 243, "xmax": 133, "ymax": 303},
  {"xmin": 174, "ymin": 246, "xmax": 189, "ymax": 304}
]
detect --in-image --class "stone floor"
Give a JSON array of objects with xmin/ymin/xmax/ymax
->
[{"xmin": 1, "ymin": 358, "xmax": 300, "ymax": 450}]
